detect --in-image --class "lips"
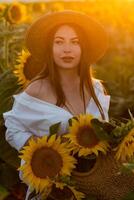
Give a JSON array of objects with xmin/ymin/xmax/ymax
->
[{"xmin": 61, "ymin": 56, "xmax": 74, "ymax": 62}]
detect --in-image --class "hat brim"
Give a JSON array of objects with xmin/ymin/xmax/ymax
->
[{"xmin": 25, "ymin": 10, "xmax": 109, "ymax": 65}]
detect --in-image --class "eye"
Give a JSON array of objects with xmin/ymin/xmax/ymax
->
[
  {"xmin": 72, "ymin": 40, "xmax": 79, "ymax": 45},
  {"xmin": 54, "ymin": 40, "xmax": 63, "ymax": 45}
]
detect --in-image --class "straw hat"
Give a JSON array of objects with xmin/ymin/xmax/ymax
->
[{"xmin": 25, "ymin": 10, "xmax": 109, "ymax": 67}]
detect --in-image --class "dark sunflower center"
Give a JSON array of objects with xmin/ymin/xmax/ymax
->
[
  {"xmin": 10, "ymin": 6, "xmax": 21, "ymax": 21},
  {"xmin": 31, "ymin": 147, "xmax": 63, "ymax": 178},
  {"xmin": 76, "ymin": 125, "xmax": 99, "ymax": 148},
  {"xmin": 23, "ymin": 56, "xmax": 43, "ymax": 80}
]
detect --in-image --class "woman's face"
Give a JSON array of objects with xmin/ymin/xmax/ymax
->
[{"xmin": 53, "ymin": 25, "xmax": 81, "ymax": 70}]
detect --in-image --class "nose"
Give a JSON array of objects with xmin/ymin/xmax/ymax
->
[{"xmin": 63, "ymin": 43, "xmax": 71, "ymax": 53}]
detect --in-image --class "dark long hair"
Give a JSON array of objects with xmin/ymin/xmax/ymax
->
[{"xmin": 28, "ymin": 23, "xmax": 105, "ymax": 120}]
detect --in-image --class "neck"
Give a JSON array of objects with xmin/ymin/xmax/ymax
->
[{"xmin": 57, "ymin": 67, "xmax": 80, "ymax": 87}]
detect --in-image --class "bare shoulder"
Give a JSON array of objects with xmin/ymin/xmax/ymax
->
[
  {"xmin": 25, "ymin": 79, "xmax": 49, "ymax": 98},
  {"xmin": 25, "ymin": 78, "xmax": 56, "ymax": 103}
]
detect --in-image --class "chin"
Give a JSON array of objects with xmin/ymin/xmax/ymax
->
[
  {"xmin": 58, "ymin": 64, "xmax": 78, "ymax": 70},
  {"xmin": 60, "ymin": 67, "xmax": 77, "ymax": 71}
]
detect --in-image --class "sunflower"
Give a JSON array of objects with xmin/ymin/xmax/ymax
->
[
  {"xmin": 0, "ymin": 4, "xmax": 6, "ymax": 16},
  {"xmin": 18, "ymin": 135, "xmax": 77, "ymax": 195},
  {"xmin": 6, "ymin": 2, "xmax": 27, "ymax": 24},
  {"xmin": 66, "ymin": 114, "xmax": 109, "ymax": 157},
  {"xmin": 32, "ymin": 3, "xmax": 46, "ymax": 14},
  {"xmin": 14, "ymin": 49, "xmax": 43, "ymax": 87},
  {"xmin": 51, "ymin": 2, "xmax": 64, "ymax": 12},
  {"xmin": 14, "ymin": 49, "xmax": 31, "ymax": 87},
  {"xmin": 115, "ymin": 128, "xmax": 134, "ymax": 161}
]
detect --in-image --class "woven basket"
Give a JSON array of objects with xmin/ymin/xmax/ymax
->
[{"xmin": 72, "ymin": 151, "xmax": 134, "ymax": 200}]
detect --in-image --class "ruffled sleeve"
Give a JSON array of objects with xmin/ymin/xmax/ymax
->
[
  {"xmin": 3, "ymin": 95, "xmax": 34, "ymax": 151},
  {"xmin": 3, "ymin": 92, "xmax": 72, "ymax": 151}
]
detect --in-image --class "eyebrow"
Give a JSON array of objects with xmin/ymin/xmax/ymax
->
[{"xmin": 54, "ymin": 36, "xmax": 79, "ymax": 40}]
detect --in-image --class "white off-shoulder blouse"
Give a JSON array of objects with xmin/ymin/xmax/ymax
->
[{"xmin": 3, "ymin": 80, "xmax": 110, "ymax": 152}]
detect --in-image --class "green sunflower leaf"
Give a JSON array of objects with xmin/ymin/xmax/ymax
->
[
  {"xmin": 122, "ymin": 162, "xmax": 134, "ymax": 172},
  {"xmin": 91, "ymin": 119, "xmax": 110, "ymax": 141},
  {"xmin": 49, "ymin": 122, "xmax": 61, "ymax": 137},
  {"xmin": 60, "ymin": 175, "xmax": 75, "ymax": 186},
  {"xmin": 68, "ymin": 116, "xmax": 78, "ymax": 126}
]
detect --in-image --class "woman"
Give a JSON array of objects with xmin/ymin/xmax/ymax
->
[{"xmin": 3, "ymin": 10, "xmax": 110, "ymax": 200}]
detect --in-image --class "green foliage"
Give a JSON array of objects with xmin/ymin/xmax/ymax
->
[
  {"xmin": 113, "ymin": 120, "xmax": 134, "ymax": 138},
  {"xmin": 122, "ymin": 191, "xmax": 134, "ymax": 200},
  {"xmin": 59, "ymin": 175, "xmax": 75, "ymax": 186},
  {"xmin": 0, "ymin": 161, "xmax": 19, "ymax": 189},
  {"xmin": 95, "ymin": 55, "xmax": 134, "ymax": 119},
  {"xmin": 68, "ymin": 116, "xmax": 78, "ymax": 126},
  {"xmin": 49, "ymin": 122, "xmax": 61, "ymax": 137},
  {"xmin": 0, "ymin": 70, "xmax": 21, "ymax": 168},
  {"xmin": 0, "ymin": 185, "xmax": 9, "ymax": 200},
  {"xmin": 0, "ymin": 70, "xmax": 21, "ymax": 189},
  {"xmin": 0, "ymin": 17, "xmax": 28, "ymax": 73},
  {"xmin": 91, "ymin": 118, "xmax": 114, "ymax": 141},
  {"xmin": 0, "ymin": 123, "xmax": 20, "ymax": 169},
  {"xmin": 122, "ymin": 163, "xmax": 134, "ymax": 173},
  {"xmin": 0, "ymin": 70, "xmax": 21, "ymax": 117},
  {"xmin": 84, "ymin": 196, "xmax": 97, "ymax": 200}
]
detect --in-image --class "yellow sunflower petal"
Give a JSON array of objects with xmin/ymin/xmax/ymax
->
[
  {"xmin": 13, "ymin": 49, "xmax": 31, "ymax": 87},
  {"xmin": 7, "ymin": 2, "xmax": 27, "ymax": 24},
  {"xmin": 68, "ymin": 186, "xmax": 85, "ymax": 200},
  {"xmin": 68, "ymin": 114, "xmax": 109, "ymax": 157},
  {"xmin": 115, "ymin": 128, "xmax": 134, "ymax": 161},
  {"xmin": 19, "ymin": 135, "xmax": 76, "ymax": 193}
]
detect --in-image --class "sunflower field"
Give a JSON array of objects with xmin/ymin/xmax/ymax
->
[{"xmin": 0, "ymin": 0, "xmax": 134, "ymax": 199}]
